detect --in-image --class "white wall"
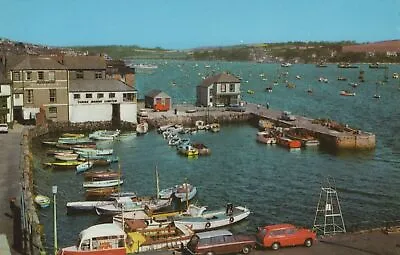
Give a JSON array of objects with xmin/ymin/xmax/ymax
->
[
  {"xmin": 13, "ymin": 94, "xmax": 23, "ymax": 106},
  {"xmin": 120, "ymin": 103, "xmax": 137, "ymax": 123},
  {"xmin": 23, "ymin": 107, "xmax": 40, "ymax": 120},
  {"xmin": 0, "ymin": 84, "xmax": 11, "ymax": 96},
  {"xmin": 69, "ymin": 104, "xmax": 112, "ymax": 123}
]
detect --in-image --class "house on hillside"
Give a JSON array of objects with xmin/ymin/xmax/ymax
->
[
  {"xmin": 196, "ymin": 72, "xmax": 241, "ymax": 107},
  {"xmin": 144, "ymin": 89, "xmax": 171, "ymax": 111},
  {"xmin": 106, "ymin": 59, "xmax": 136, "ymax": 87},
  {"xmin": 8, "ymin": 56, "xmax": 69, "ymax": 122},
  {"xmin": 69, "ymin": 80, "xmax": 137, "ymax": 123}
]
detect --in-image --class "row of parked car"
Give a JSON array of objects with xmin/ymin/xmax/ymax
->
[{"xmin": 184, "ymin": 223, "xmax": 316, "ymax": 255}]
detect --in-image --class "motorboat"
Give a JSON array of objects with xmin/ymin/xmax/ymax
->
[
  {"xmin": 95, "ymin": 197, "xmax": 143, "ymax": 216},
  {"xmin": 256, "ymin": 131, "xmax": 277, "ymax": 144},
  {"xmin": 340, "ymin": 90, "xmax": 356, "ymax": 96}
]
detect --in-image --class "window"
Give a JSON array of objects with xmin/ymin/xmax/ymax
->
[
  {"xmin": 76, "ymin": 70, "xmax": 84, "ymax": 79},
  {"xmin": 49, "ymin": 107, "xmax": 57, "ymax": 114},
  {"xmin": 73, "ymin": 94, "xmax": 80, "ymax": 99},
  {"xmin": 13, "ymin": 72, "xmax": 20, "ymax": 81},
  {"xmin": 109, "ymin": 93, "xmax": 115, "ymax": 98},
  {"xmin": 97, "ymin": 93, "xmax": 104, "ymax": 99},
  {"xmin": 49, "ymin": 89, "xmax": 56, "ymax": 103},
  {"xmin": 229, "ymin": 83, "xmax": 235, "ymax": 92},
  {"xmin": 86, "ymin": 93, "xmax": 92, "ymax": 99},
  {"xmin": 0, "ymin": 97, "xmax": 7, "ymax": 108},
  {"xmin": 123, "ymin": 93, "xmax": 135, "ymax": 102},
  {"xmin": 38, "ymin": 71, "xmax": 44, "ymax": 80},
  {"xmin": 49, "ymin": 71, "xmax": 55, "ymax": 81},
  {"xmin": 95, "ymin": 71, "xmax": 102, "ymax": 79},
  {"xmin": 221, "ymin": 84, "xmax": 226, "ymax": 92},
  {"xmin": 26, "ymin": 90, "xmax": 33, "ymax": 103},
  {"xmin": 26, "ymin": 71, "xmax": 32, "ymax": 80}
]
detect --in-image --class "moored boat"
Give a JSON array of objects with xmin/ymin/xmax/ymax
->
[
  {"xmin": 177, "ymin": 145, "xmax": 199, "ymax": 157},
  {"xmin": 85, "ymin": 187, "xmax": 120, "ymax": 199},
  {"xmin": 34, "ymin": 195, "xmax": 51, "ymax": 208},
  {"xmin": 276, "ymin": 137, "xmax": 301, "ymax": 149},
  {"xmin": 95, "ymin": 197, "xmax": 143, "ymax": 216},
  {"xmin": 83, "ymin": 179, "xmax": 124, "ymax": 188},
  {"xmin": 340, "ymin": 90, "xmax": 356, "ymax": 96},
  {"xmin": 136, "ymin": 122, "xmax": 149, "ymax": 135},
  {"xmin": 76, "ymin": 161, "xmax": 94, "ymax": 174},
  {"xmin": 44, "ymin": 161, "xmax": 83, "ymax": 168},
  {"xmin": 84, "ymin": 170, "xmax": 122, "ymax": 181},
  {"xmin": 191, "ymin": 143, "xmax": 211, "ymax": 155},
  {"xmin": 209, "ymin": 123, "xmax": 220, "ymax": 132},
  {"xmin": 256, "ymin": 131, "xmax": 277, "ymax": 145},
  {"xmin": 54, "ymin": 153, "xmax": 79, "ymax": 161},
  {"xmin": 174, "ymin": 183, "xmax": 197, "ymax": 202},
  {"xmin": 74, "ymin": 148, "xmax": 114, "ymax": 156}
]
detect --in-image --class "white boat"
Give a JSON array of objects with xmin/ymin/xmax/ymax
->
[
  {"xmin": 281, "ymin": 62, "xmax": 292, "ymax": 67},
  {"xmin": 158, "ymin": 187, "xmax": 176, "ymax": 199},
  {"xmin": 83, "ymin": 179, "xmax": 124, "ymax": 188},
  {"xmin": 54, "ymin": 153, "xmax": 79, "ymax": 161},
  {"xmin": 58, "ymin": 223, "xmax": 126, "ymax": 255},
  {"xmin": 89, "ymin": 130, "xmax": 120, "ymax": 140},
  {"xmin": 136, "ymin": 122, "xmax": 149, "ymax": 135},
  {"xmin": 129, "ymin": 63, "xmax": 158, "ymax": 69},
  {"xmin": 95, "ymin": 197, "xmax": 143, "ymax": 216},
  {"xmin": 174, "ymin": 183, "xmax": 197, "ymax": 202},
  {"xmin": 174, "ymin": 203, "xmax": 251, "ymax": 231},
  {"xmin": 66, "ymin": 200, "xmax": 114, "ymax": 212},
  {"xmin": 256, "ymin": 131, "xmax": 277, "ymax": 144},
  {"xmin": 195, "ymin": 120, "xmax": 206, "ymax": 130},
  {"xmin": 340, "ymin": 90, "xmax": 356, "ymax": 96},
  {"xmin": 74, "ymin": 148, "xmax": 114, "ymax": 156},
  {"xmin": 76, "ymin": 161, "xmax": 94, "ymax": 174},
  {"xmin": 157, "ymin": 124, "xmax": 174, "ymax": 133}
]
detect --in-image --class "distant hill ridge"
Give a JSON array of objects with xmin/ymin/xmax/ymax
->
[{"xmin": 342, "ymin": 40, "xmax": 400, "ymax": 53}]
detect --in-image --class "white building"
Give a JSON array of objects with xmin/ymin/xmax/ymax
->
[{"xmin": 69, "ymin": 79, "xmax": 137, "ymax": 123}]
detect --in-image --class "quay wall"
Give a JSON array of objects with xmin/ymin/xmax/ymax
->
[
  {"xmin": 317, "ymin": 132, "xmax": 376, "ymax": 150},
  {"xmin": 43, "ymin": 121, "xmax": 136, "ymax": 136}
]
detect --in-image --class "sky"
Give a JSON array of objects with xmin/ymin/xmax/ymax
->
[{"xmin": 1, "ymin": 0, "xmax": 399, "ymax": 49}]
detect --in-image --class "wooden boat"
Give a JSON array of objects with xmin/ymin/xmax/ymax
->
[
  {"xmin": 276, "ymin": 137, "xmax": 301, "ymax": 149},
  {"xmin": 85, "ymin": 187, "xmax": 120, "ymax": 199},
  {"xmin": 58, "ymin": 223, "xmax": 126, "ymax": 255},
  {"xmin": 76, "ymin": 161, "xmax": 94, "ymax": 174},
  {"xmin": 84, "ymin": 170, "xmax": 122, "ymax": 181},
  {"xmin": 34, "ymin": 195, "xmax": 51, "ymax": 208},
  {"xmin": 56, "ymin": 143, "xmax": 96, "ymax": 150},
  {"xmin": 337, "ymin": 76, "xmax": 347, "ymax": 81},
  {"xmin": 340, "ymin": 90, "xmax": 356, "ymax": 96},
  {"xmin": 174, "ymin": 203, "xmax": 251, "ymax": 231},
  {"xmin": 191, "ymin": 143, "xmax": 211, "ymax": 155},
  {"xmin": 66, "ymin": 200, "xmax": 114, "ymax": 213},
  {"xmin": 57, "ymin": 137, "xmax": 94, "ymax": 145},
  {"xmin": 83, "ymin": 179, "xmax": 123, "ymax": 188},
  {"xmin": 136, "ymin": 122, "xmax": 149, "ymax": 135},
  {"xmin": 256, "ymin": 131, "xmax": 277, "ymax": 144},
  {"xmin": 44, "ymin": 161, "xmax": 82, "ymax": 168},
  {"xmin": 74, "ymin": 148, "xmax": 114, "ymax": 156},
  {"xmin": 89, "ymin": 130, "xmax": 121, "ymax": 140},
  {"xmin": 90, "ymin": 159, "xmax": 112, "ymax": 167},
  {"xmin": 46, "ymin": 149, "xmax": 74, "ymax": 155},
  {"xmin": 125, "ymin": 222, "xmax": 194, "ymax": 253},
  {"xmin": 61, "ymin": 133, "xmax": 85, "ymax": 138},
  {"xmin": 42, "ymin": 141, "xmax": 58, "ymax": 146},
  {"xmin": 54, "ymin": 153, "xmax": 79, "ymax": 161}
]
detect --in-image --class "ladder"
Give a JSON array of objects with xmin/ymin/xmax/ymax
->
[{"xmin": 313, "ymin": 178, "xmax": 346, "ymax": 235}]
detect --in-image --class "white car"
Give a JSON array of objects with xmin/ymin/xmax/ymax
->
[
  {"xmin": 138, "ymin": 109, "xmax": 149, "ymax": 117},
  {"xmin": 0, "ymin": 123, "xmax": 8, "ymax": 133}
]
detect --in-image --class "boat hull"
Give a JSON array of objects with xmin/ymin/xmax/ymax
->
[{"xmin": 83, "ymin": 179, "xmax": 124, "ymax": 188}]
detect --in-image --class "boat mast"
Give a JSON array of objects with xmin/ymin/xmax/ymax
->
[{"xmin": 155, "ymin": 164, "xmax": 160, "ymax": 199}]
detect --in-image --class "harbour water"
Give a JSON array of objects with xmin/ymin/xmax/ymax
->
[{"xmin": 32, "ymin": 61, "xmax": 400, "ymax": 251}]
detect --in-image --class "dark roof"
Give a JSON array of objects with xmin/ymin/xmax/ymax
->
[
  {"xmin": 69, "ymin": 79, "xmax": 136, "ymax": 93},
  {"xmin": 145, "ymin": 89, "xmax": 170, "ymax": 98},
  {"xmin": 11, "ymin": 56, "xmax": 66, "ymax": 70},
  {"xmin": 106, "ymin": 66, "xmax": 135, "ymax": 75},
  {"xmin": 199, "ymin": 72, "xmax": 240, "ymax": 87},
  {"xmin": 62, "ymin": 56, "xmax": 106, "ymax": 70}
]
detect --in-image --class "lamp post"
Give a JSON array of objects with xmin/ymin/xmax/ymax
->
[{"xmin": 52, "ymin": 185, "xmax": 58, "ymax": 255}]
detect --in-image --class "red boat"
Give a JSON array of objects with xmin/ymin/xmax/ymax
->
[
  {"xmin": 58, "ymin": 223, "xmax": 126, "ymax": 255},
  {"xmin": 277, "ymin": 137, "xmax": 301, "ymax": 149}
]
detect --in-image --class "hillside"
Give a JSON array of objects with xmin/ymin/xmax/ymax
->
[{"xmin": 342, "ymin": 40, "xmax": 400, "ymax": 53}]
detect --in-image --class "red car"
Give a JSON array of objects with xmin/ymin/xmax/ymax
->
[{"xmin": 256, "ymin": 224, "xmax": 316, "ymax": 250}]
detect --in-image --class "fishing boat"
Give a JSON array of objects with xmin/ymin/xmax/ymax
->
[
  {"xmin": 276, "ymin": 137, "xmax": 301, "ymax": 150},
  {"xmin": 174, "ymin": 203, "xmax": 251, "ymax": 231},
  {"xmin": 76, "ymin": 161, "xmax": 94, "ymax": 174},
  {"xmin": 136, "ymin": 122, "xmax": 149, "ymax": 135},
  {"xmin": 125, "ymin": 222, "xmax": 194, "ymax": 253},
  {"xmin": 34, "ymin": 195, "xmax": 51, "ymax": 208},
  {"xmin": 191, "ymin": 143, "xmax": 211, "ymax": 155},
  {"xmin": 174, "ymin": 183, "xmax": 197, "ymax": 202},
  {"xmin": 44, "ymin": 161, "xmax": 83, "ymax": 168},
  {"xmin": 340, "ymin": 90, "xmax": 356, "ymax": 96},
  {"xmin": 95, "ymin": 197, "xmax": 143, "ymax": 216},
  {"xmin": 83, "ymin": 179, "xmax": 124, "ymax": 188},
  {"xmin": 57, "ymin": 223, "xmax": 126, "ymax": 255},
  {"xmin": 54, "ymin": 153, "xmax": 79, "ymax": 161},
  {"xmin": 256, "ymin": 131, "xmax": 277, "ymax": 145}
]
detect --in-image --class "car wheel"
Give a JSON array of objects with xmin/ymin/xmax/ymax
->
[
  {"xmin": 205, "ymin": 251, "xmax": 214, "ymax": 255},
  {"xmin": 304, "ymin": 238, "xmax": 313, "ymax": 247},
  {"xmin": 241, "ymin": 245, "xmax": 252, "ymax": 254},
  {"xmin": 271, "ymin": 242, "xmax": 280, "ymax": 250}
]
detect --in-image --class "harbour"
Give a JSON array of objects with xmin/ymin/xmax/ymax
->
[{"xmin": 9, "ymin": 61, "xmax": 400, "ymax": 254}]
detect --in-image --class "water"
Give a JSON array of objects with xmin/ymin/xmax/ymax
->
[{"xmin": 32, "ymin": 61, "xmax": 400, "ymax": 251}]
